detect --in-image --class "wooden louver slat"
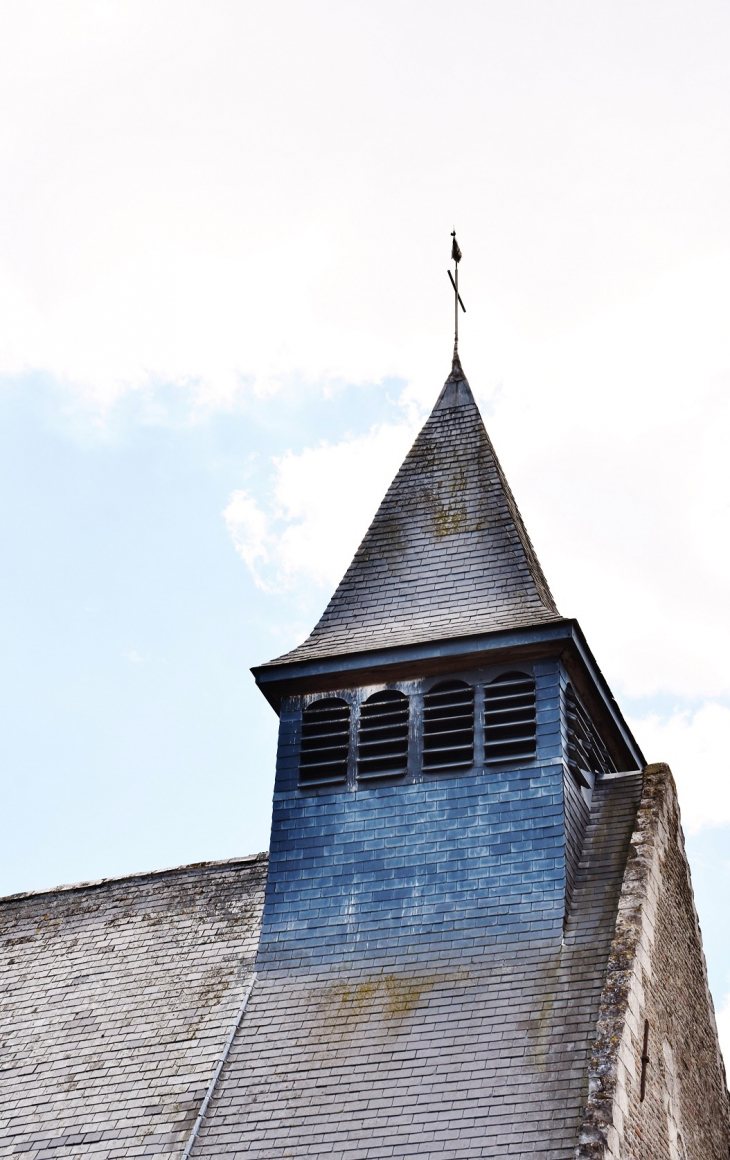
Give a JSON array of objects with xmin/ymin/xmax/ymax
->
[
  {"xmin": 484, "ymin": 672, "xmax": 536, "ymax": 763},
  {"xmin": 423, "ymin": 680, "xmax": 474, "ymax": 772},
  {"xmin": 299, "ymin": 698, "xmax": 350, "ymax": 786},
  {"xmin": 564, "ymin": 683, "xmax": 615, "ymax": 787},
  {"xmin": 357, "ymin": 690, "xmax": 409, "ymax": 780}
]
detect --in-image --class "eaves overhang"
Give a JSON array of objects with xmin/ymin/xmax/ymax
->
[{"xmin": 251, "ymin": 617, "xmax": 645, "ymax": 771}]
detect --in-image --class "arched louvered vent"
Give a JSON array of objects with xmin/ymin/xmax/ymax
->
[
  {"xmin": 357, "ymin": 690, "xmax": 409, "ymax": 780},
  {"xmin": 484, "ymin": 671, "xmax": 537, "ymax": 764},
  {"xmin": 422, "ymin": 680, "xmax": 475, "ymax": 772},
  {"xmin": 565, "ymin": 684, "xmax": 616, "ymax": 786},
  {"xmin": 299, "ymin": 698, "xmax": 350, "ymax": 786}
]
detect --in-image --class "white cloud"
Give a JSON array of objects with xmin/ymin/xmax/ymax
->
[
  {"xmin": 628, "ymin": 704, "xmax": 730, "ymax": 833},
  {"xmin": 223, "ymin": 419, "xmax": 419, "ymax": 592},
  {"xmin": 2, "ymin": 2, "xmax": 730, "ymax": 408},
  {"xmin": 123, "ymin": 649, "xmax": 151, "ymax": 664},
  {"xmin": 271, "ymin": 422, "xmax": 420, "ymax": 586},
  {"xmin": 223, "ymin": 490, "xmax": 272, "ymax": 589},
  {"xmin": 478, "ymin": 249, "xmax": 730, "ymax": 701}
]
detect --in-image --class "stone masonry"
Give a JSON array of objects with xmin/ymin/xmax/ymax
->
[{"xmin": 576, "ymin": 764, "xmax": 730, "ymax": 1159}]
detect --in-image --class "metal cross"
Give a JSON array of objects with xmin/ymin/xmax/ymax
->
[{"xmin": 448, "ymin": 230, "xmax": 466, "ymax": 352}]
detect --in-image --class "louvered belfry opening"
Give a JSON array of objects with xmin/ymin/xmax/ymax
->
[
  {"xmin": 357, "ymin": 690, "xmax": 409, "ymax": 780},
  {"xmin": 422, "ymin": 680, "xmax": 475, "ymax": 772},
  {"xmin": 564, "ymin": 683, "xmax": 616, "ymax": 786},
  {"xmin": 484, "ymin": 671, "xmax": 537, "ymax": 764},
  {"xmin": 299, "ymin": 697, "xmax": 351, "ymax": 786}
]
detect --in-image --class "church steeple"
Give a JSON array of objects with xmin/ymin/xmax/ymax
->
[
  {"xmin": 269, "ymin": 354, "xmax": 559, "ymax": 666},
  {"xmin": 252, "ymin": 322, "xmax": 644, "ymax": 988}
]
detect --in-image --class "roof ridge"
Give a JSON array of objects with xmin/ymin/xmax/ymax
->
[{"xmin": 0, "ymin": 851, "xmax": 269, "ymax": 904}]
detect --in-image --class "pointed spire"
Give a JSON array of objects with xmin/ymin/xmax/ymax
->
[
  {"xmin": 268, "ymin": 358, "xmax": 559, "ymax": 665},
  {"xmin": 434, "ymin": 346, "xmax": 474, "ymax": 410}
]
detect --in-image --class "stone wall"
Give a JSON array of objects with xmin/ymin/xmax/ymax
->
[{"xmin": 575, "ymin": 764, "xmax": 730, "ymax": 1159}]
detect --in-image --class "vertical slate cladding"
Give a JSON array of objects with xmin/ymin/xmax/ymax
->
[
  {"xmin": 559, "ymin": 661, "xmax": 636, "ymax": 916},
  {"xmin": 256, "ymin": 659, "xmax": 567, "ymax": 970},
  {"xmin": 560, "ymin": 662, "xmax": 592, "ymax": 916},
  {"xmin": 564, "ymin": 769, "xmax": 591, "ymax": 914}
]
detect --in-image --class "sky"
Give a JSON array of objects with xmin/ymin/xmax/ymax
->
[{"xmin": 1, "ymin": 0, "xmax": 730, "ymax": 1051}]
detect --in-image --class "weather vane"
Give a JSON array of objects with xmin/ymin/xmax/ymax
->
[{"xmin": 448, "ymin": 230, "xmax": 466, "ymax": 353}]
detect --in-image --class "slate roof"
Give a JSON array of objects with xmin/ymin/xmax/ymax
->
[
  {"xmin": 267, "ymin": 355, "xmax": 560, "ymax": 666},
  {"xmin": 0, "ymin": 855, "xmax": 267, "ymax": 1159},
  {"xmin": 0, "ymin": 774, "xmax": 644, "ymax": 1158},
  {"xmin": 183, "ymin": 773, "xmax": 645, "ymax": 1158}
]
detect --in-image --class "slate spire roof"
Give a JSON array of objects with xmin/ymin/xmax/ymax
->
[{"xmin": 270, "ymin": 352, "xmax": 560, "ymax": 664}]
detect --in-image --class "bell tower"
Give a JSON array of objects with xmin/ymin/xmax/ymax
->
[{"xmin": 252, "ymin": 352, "xmax": 644, "ymax": 970}]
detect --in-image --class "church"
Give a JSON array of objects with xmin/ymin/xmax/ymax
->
[{"xmin": 2, "ymin": 285, "xmax": 729, "ymax": 1156}]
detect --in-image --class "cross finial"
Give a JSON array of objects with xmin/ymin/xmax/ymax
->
[{"xmin": 447, "ymin": 230, "xmax": 466, "ymax": 356}]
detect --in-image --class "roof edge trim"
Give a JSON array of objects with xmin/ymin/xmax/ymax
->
[
  {"xmin": 251, "ymin": 619, "xmax": 645, "ymax": 768},
  {"xmin": 253, "ymin": 620, "xmax": 574, "ymax": 686},
  {"xmin": 0, "ymin": 851, "xmax": 269, "ymax": 905}
]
